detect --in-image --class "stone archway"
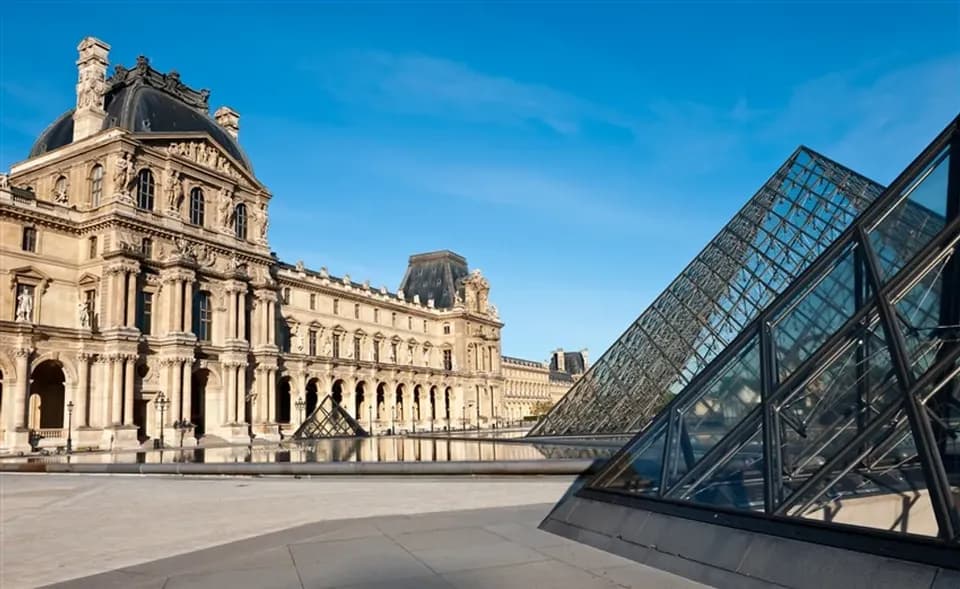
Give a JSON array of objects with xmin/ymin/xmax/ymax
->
[
  {"xmin": 376, "ymin": 383, "xmax": 386, "ymax": 421},
  {"xmin": 277, "ymin": 376, "xmax": 292, "ymax": 423},
  {"xmin": 331, "ymin": 379, "xmax": 345, "ymax": 407},
  {"xmin": 305, "ymin": 378, "xmax": 320, "ymax": 417},
  {"xmin": 29, "ymin": 360, "xmax": 66, "ymax": 430},
  {"xmin": 429, "ymin": 386, "xmax": 438, "ymax": 422},
  {"xmin": 355, "ymin": 381, "xmax": 367, "ymax": 424},
  {"xmin": 191, "ymin": 369, "xmax": 210, "ymax": 436},
  {"xmin": 395, "ymin": 383, "xmax": 405, "ymax": 429}
]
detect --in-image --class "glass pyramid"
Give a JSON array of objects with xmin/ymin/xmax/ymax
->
[
  {"xmin": 292, "ymin": 395, "xmax": 369, "ymax": 439},
  {"xmin": 531, "ymin": 148, "xmax": 885, "ymax": 437},
  {"xmin": 579, "ymin": 115, "xmax": 959, "ymax": 553}
]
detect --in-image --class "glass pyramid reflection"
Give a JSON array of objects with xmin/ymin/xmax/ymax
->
[
  {"xmin": 531, "ymin": 148, "xmax": 886, "ymax": 437},
  {"xmin": 577, "ymin": 115, "xmax": 959, "ymax": 552}
]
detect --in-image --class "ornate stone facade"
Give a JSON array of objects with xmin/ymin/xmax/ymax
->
[
  {"xmin": 501, "ymin": 349, "xmax": 588, "ymax": 424},
  {"xmin": 0, "ymin": 38, "xmax": 511, "ymax": 453}
]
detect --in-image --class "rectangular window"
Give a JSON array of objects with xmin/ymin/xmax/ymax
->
[
  {"xmin": 332, "ymin": 335, "xmax": 340, "ymax": 358},
  {"xmin": 141, "ymin": 237, "xmax": 152, "ymax": 258},
  {"xmin": 391, "ymin": 312, "xmax": 397, "ymax": 327},
  {"xmin": 423, "ymin": 319, "xmax": 428, "ymax": 333},
  {"xmin": 333, "ymin": 299, "xmax": 340, "ymax": 315},
  {"xmin": 308, "ymin": 329, "xmax": 317, "ymax": 356},
  {"xmin": 282, "ymin": 288, "xmax": 291, "ymax": 305},
  {"xmin": 138, "ymin": 291, "xmax": 153, "ymax": 335},
  {"xmin": 309, "ymin": 293, "xmax": 316, "ymax": 310},
  {"xmin": 14, "ymin": 284, "xmax": 35, "ymax": 321},
  {"xmin": 373, "ymin": 340, "xmax": 381, "ymax": 363},
  {"xmin": 443, "ymin": 349, "xmax": 453, "ymax": 371},
  {"xmin": 354, "ymin": 336, "xmax": 361, "ymax": 361},
  {"xmin": 443, "ymin": 324, "xmax": 451, "ymax": 335},
  {"xmin": 88, "ymin": 236, "xmax": 98, "ymax": 259},
  {"xmin": 194, "ymin": 291, "xmax": 213, "ymax": 342},
  {"xmin": 84, "ymin": 289, "xmax": 97, "ymax": 325},
  {"xmin": 354, "ymin": 303, "xmax": 360, "ymax": 319},
  {"xmin": 407, "ymin": 316, "xmax": 412, "ymax": 330},
  {"xmin": 374, "ymin": 308, "xmax": 379, "ymax": 323},
  {"xmin": 21, "ymin": 227, "xmax": 37, "ymax": 252}
]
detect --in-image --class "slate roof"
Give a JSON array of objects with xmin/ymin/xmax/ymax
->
[
  {"xmin": 30, "ymin": 56, "xmax": 251, "ymax": 171},
  {"xmin": 550, "ymin": 351, "xmax": 586, "ymax": 375},
  {"xmin": 397, "ymin": 250, "xmax": 470, "ymax": 310}
]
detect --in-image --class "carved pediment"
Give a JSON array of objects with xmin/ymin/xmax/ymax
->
[
  {"xmin": 10, "ymin": 265, "xmax": 51, "ymax": 287},
  {"xmin": 159, "ymin": 138, "xmax": 255, "ymax": 187},
  {"xmin": 77, "ymin": 272, "xmax": 100, "ymax": 287}
]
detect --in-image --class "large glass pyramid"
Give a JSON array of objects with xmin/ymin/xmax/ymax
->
[
  {"xmin": 563, "ymin": 115, "xmax": 959, "ymax": 562},
  {"xmin": 531, "ymin": 149, "xmax": 886, "ymax": 437}
]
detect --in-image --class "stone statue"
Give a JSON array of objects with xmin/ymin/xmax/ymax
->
[
  {"xmin": 15, "ymin": 288, "xmax": 33, "ymax": 322},
  {"xmin": 295, "ymin": 260, "xmax": 304, "ymax": 273},
  {"xmin": 322, "ymin": 336, "xmax": 332, "ymax": 357},
  {"xmin": 78, "ymin": 300, "xmax": 91, "ymax": 328},
  {"xmin": 77, "ymin": 68, "xmax": 104, "ymax": 110},
  {"xmin": 218, "ymin": 187, "xmax": 234, "ymax": 228},
  {"xmin": 293, "ymin": 325, "xmax": 304, "ymax": 353},
  {"xmin": 165, "ymin": 170, "xmax": 184, "ymax": 211},
  {"xmin": 258, "ymin": 203, "xmax": 268, "ymax": 241},
  {"xmin": 53, "ymin": 178, "xmax": 70, "ymax": 204},
  {"xmin": 0, "ymin": 174, "xmax": 8, "ymax": 189},
  {"xmin": 113, "ymin": 152, "xmax": 133, "ymax": 195},
  {"xmin": 487, "ymin": 304, "xmax": 499, "ymax": 319}
]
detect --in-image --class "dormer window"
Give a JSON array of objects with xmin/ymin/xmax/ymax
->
[{"xmin": 136, "ymin": 169, "xmax": 155, "ymax": 210}]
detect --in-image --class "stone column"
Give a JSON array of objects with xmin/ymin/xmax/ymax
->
[
  {"xmin": 111, "ymin": 356, "xmax": 123, "ymax": 425},
  {"xmin": 123, "ymin": 356, "xmax": 135, "ymax": 425},
  {"xmin": 267, "ymin": 369, "xmax": 276, "ymax": 422},
  {"xmin": 183, "ymin": 279, "xmax": 194, "ymax": 335},
  {"xmin": 181, "ymin": 360, "xmax": 192, "ymax": 422},
  {"xmin": 166, "ymin": 277, "xmax": 180, "ymax": 333},
  {"xmin": 125, "ymin": 272, "xmax": 137, "ymax": 328},
  {"xmin": 237, "ymin": 293, "xmax": 247, "ymax": 341},
  {"xmin": 236, "ymin": 365, "xmax": 247, "ymax": 424},
  {"xmin": 226, "ymin": 288, "xmax": 237, "ymax": 340},
  {"xmin": 98, "ymin": 357, "xmax": 110, "ymax": 427},
  {"xmin": 76, "ymin": 353, "xmax": 90, "ymax": 427},
  {"xmin": 170, "ymin": 359, "xmax": 182, "ymax": 425},
  {"xmin": 10, "ymin": 348, "xmax": 30, "ymax": 432},
  {"xmin": 225, "ymin": 363, "xmax": 236, "ymax": 424}
]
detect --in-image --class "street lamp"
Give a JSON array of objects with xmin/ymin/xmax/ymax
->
[
  {"xmin": 66, "ymin": 400, "xmax": 74, "ymax": 454},
  {"xmin": 391, "ymin": 405, "xmax": 396, "ymax": 435},
  {"xmin": 173, "ymin": 419, "xmax": 193, "ymax": 449},
  {"xmin": 155, "ymin": 392, "xmax": 168, "ymax": 449},
  {"xmin": 295, "ymin": 395, "xmax": 305, "ymax": 424},
  {"xmin": 368, "ymin": 405, "xmax": 373, "ymax": 435}
]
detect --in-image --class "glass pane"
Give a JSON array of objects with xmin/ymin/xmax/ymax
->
[
  {"xmin": 779, "ymin": 324, "xmax": 900, "ymax": 479},
  {"xmin": 787, "ymin": 421, "xmax": 938, "ymax": 538},
  {"xmin": 599, "ymin": 423, "xmax": 668, "ymax": 494},
  {"xmin": 667, "ymin": 337, "xmax": 762, "ymax": 487},
  {"xmin": 893, "ymin": 249, "xmax": 955, "ymax": 379},
  {"xmin": 868, "ymin": 152, "xmax": 949, "ymax": 281},
  {"xmin": 680, "ymin": 431, "xmax": 765, "ymax": 511},
  {"xmin": 772, "ymin": 243, "xmax": 864, "ymax": 382}
]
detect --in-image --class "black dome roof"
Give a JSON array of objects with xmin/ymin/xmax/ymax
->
[{"xmin": 29, "ymin": 57, "xmax": 252, "ymax": 172}]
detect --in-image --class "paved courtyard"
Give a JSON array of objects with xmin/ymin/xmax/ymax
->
[{"xmin": 0, "ymin": 474, "xmax": 706, "ymax": 588}]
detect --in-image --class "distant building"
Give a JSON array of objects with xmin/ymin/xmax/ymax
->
[{"xmin": 501, "ymin": 349, "xmax": 588, "ymax": 423}]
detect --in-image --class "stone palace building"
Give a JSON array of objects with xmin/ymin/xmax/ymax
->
[{"xmin": 0, "ymin": 38, "xmax": 584, "ymax": 452}]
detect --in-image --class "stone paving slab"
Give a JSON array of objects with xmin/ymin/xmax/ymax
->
[{"xmin": 39, "ymin": 501, "xmax": 709, "ymax": 589}]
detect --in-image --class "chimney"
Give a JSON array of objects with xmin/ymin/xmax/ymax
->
[
  {"xmin": 580, "ymin": 348, "xmax": 589, "ymax": 372},
  {"xmin": 73, "ymin": 37, "xmax": 110, "ymax": 142},
  {"xmin": 215, "ymin": 106, "xmax": 240, "ymax": 139},
  {"xmin": 553, "ymin": 348, "xmax": 565, "ymax": 372}
]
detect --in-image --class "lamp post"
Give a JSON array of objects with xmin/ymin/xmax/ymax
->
[
  {"xmin": 391, "ymin": 405, "xmax": 396, "ymax": 435},
  {"xmin": 66, "ymin": 400, "xmax": 74, "ymax": 454},
  {"xmin": 295, "ymin": 395, "xmax": 305, "ymax": 424},
  {"xmin": 155, "ymin": 392, "xmax": 168, "ymax": 449},
  {"xmin": 368, "ymin": 405, "xmax": 373, "ymax": 435},
  {"xmin": 173, "ymin": 419, "xmax": 193, "ymax": 449}
]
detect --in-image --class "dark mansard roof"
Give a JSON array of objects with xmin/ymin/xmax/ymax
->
[
  {"xmin": 398, "ymin": 250, "xmax": 470, "ymax": 310},
  {"xmin": 29, "ymin": 55, "xmax": 252, "ymax": 172}
]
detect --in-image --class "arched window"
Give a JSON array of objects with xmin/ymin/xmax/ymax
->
[
  {"xmin": 189, "ymin": 187, "xmax": 205, "ymax": 226},
  {"xmin": 53, "ymin": 175, "xmax": 68, "ymax": 203},
  {"xmin": 89, "ymin": 164, "xmax": 103, "ymax": 206},
  {"xmin": 234, "ymin": 203, "xmax": 247, "ymax": 239},
  {"xmin": 136, "ymin": 169, "xmax": 155, "ymax": 210}
]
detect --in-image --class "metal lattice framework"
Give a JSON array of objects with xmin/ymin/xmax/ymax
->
[
  {"xmin": 531, "ymin": 147, "xmax": 886, "ymax": 437},
  {"xmin": 293, "ymin": 395, "xmax": 369, "ymax": 439},
  {"xmin": 578, "ymin": 115, "xmax": 960, "ymax": 563}
]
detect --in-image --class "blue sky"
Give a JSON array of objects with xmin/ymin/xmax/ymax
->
[{"xmin": 1, "ymin": 2, "xmax": 958, "ymax": 361}]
